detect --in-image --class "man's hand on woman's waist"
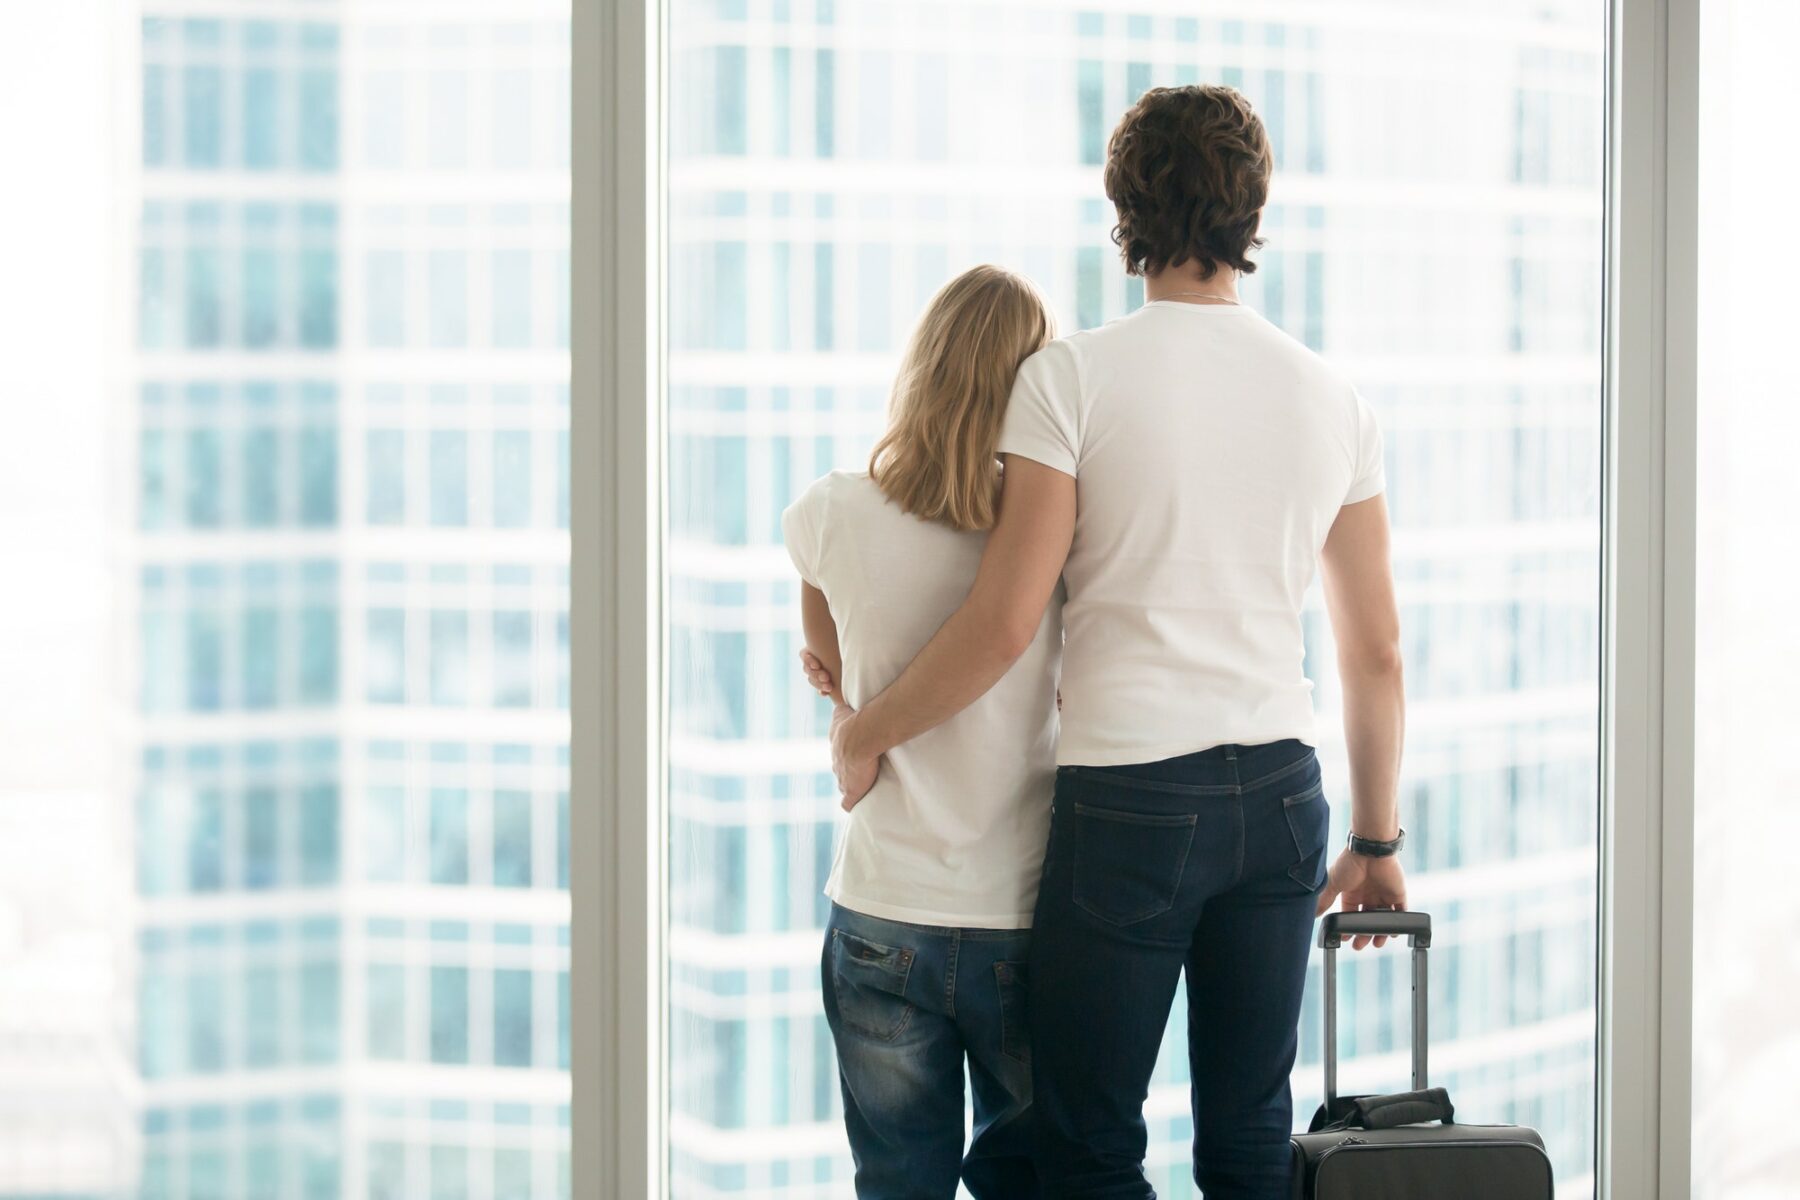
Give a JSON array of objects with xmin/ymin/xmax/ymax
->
[{"xmin": 830, "ymin": 704, "xmax": 879, "ymax": 810}]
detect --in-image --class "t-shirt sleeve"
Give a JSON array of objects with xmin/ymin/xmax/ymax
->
[
  {"xmin": 1343, "ymin": 390, "xmax": 1387, "ymax": 505},
  {"xmin": 780, "ymin": 478, "xmax": 827, "ymax": 588},
  {"xmin": 995, "ymin": 340, "xmax": 1082, "ymax": 478}
]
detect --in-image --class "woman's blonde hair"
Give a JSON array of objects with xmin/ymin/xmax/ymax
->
[{"xmin": 869, "ymin": 265, "xmax": 1055, "ymax": 532}]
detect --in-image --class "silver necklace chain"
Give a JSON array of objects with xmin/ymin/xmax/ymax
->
[{"xmin": 1155, "ymin": 290, "xmax": 1242, "ymax": 305}]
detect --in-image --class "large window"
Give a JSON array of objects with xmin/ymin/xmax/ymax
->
[
  {"xmin": 664, "ymin": 1, "xmax": 1603, "ymax": 1196},
  {"xmin": 12, "ymin": 2, "xmax": 1742, "ymax": 1198},
  {"xmin": 0, "ymin": 5, "xmax": 572, "ymax": 1198},
  {"xmin": 133, "ymin": 7, "xmax": 573, "ymax": 1198}
]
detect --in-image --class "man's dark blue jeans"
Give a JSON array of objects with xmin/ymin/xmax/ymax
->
[
  {"xmin": 1028, "ymin": 739, "xmax": 1329, "ymax": 1199},
  {"xmin": 822, "ymin": 903, "xmax": 1038, "ymax": 1199}
]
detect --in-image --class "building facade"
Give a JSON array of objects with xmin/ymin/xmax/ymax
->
[
  {"xmin": 128, "ymin": 4, "xmax": 572, "ymax": 1197},
  {"xmin": 665, "ymin": 2, "xmax": 1603, "ymax": 1197},
  {"xmin": 112, "ymin": 1, "xmax": 1602, "ymax": 1198}
]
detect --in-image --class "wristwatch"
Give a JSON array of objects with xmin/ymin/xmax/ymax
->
[{"xmin": 1346, "ymin": 827, "xmax": 1405, "ymax": 858}]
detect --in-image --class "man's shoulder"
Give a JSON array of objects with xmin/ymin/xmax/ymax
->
[
  {"xmin": 1013, "ymin": 335, "xmax": 1087, "ymax": 405},
  {"xmin": 1050, "ymin": 307, "xmax": 1185, "ymax": 374},
  {"xmin": 1055, "ymin": 313, "xmax": 1132, "ymax": 358},
  {"xmin": 1241, "ymin": 312, "xmax": 1356, "ymax": 391}
]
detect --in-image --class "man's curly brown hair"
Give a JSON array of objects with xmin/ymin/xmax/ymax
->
[{"xmin": 1104, "ymin": 85, "xmax": 1272, "ymax": 280}]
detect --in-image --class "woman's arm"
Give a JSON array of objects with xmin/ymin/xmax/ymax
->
[
  {"xmin": 803, "ymin": 583, "xmax": 864, "ymax": 810},
  {"xmin": 800, "ymin": 583, "xmax": 844, "ymax": 703}
]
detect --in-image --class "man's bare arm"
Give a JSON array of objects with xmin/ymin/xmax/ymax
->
[
  {"xmin": 1320, "ymin": 494, "xmax": 1405, "ymax": 839},
  {"xmin": 1315, "ymin": 493, "xmax": 1408, "ymax": 947},
  {"xmin": 832, "ymin": 457, "xmax": 1074, "ymax": 797}
]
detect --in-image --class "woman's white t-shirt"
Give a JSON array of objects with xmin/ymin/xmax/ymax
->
[
  {"xmin": 995, "ymin": 301, "xmax": 1386, "ymax": 767},
  {"xmin": 782, "ymin": 470, "xmax": 1062, "ymax": 929}
]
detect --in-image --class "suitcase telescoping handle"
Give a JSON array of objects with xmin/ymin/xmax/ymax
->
[{"xmin": 1319, "ymin": 910, "xmax": 1432, "ymax": 1108}]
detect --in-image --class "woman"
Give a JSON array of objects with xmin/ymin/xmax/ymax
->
[{"xmin": 781, "ymin": 265, "xmax": 1060, "ymax": 1200}]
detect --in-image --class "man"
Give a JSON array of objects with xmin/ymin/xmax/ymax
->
[{"xmin": 820, "ymin": 85, "xmax": 1408, "ymax": 1199}]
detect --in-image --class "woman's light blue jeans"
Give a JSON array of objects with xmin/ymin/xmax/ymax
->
[{"xmin": 822, "ymin": 902, "xmax": 1039, "ymax": 1199}]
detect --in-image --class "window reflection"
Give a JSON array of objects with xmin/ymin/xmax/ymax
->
[{"xmin": 122, "ymin": 6, "xmax": 572, "ymax": 1198}]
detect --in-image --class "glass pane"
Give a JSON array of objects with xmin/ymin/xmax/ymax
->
[
  {"xmin": 665, "ymin": 2, "xmax": 1603, "ymax": 1196},
  {"xmin": 1693, "ymin": 0, "xmax": 1800, "ymax": 1192},
  {"xmin": 0, "ymin": 6, "xmax": 571, "ymax": 1197}
]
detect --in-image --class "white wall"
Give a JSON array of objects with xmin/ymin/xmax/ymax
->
[
  {"xmin": 0, "ymin": 0, "xmax": 112, "ymax": 789},
  {"xmin": 0, "ymin": 2, "xmax": 136, "ymax": 1194},
  {"xmin": 1693, "ymin": 0, "xmax": 1800, "ymax": 1193}
]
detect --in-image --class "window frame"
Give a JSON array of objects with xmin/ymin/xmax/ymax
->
[
  {"xmin": 571, "ymin": 0, "xmax": 664, "ymax": 1197},
  {"xmin": 571, "ymin": 0, "xmax": 1703, "ymax": 1195},
  {"xmin": 1600, "ymin": 0, "xmax": 1699, "ymax": 1195}
]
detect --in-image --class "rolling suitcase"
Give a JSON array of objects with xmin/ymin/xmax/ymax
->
[{"xmin": 1290, "ymin": 911, "xmax": 1555, "ymax": 1199}]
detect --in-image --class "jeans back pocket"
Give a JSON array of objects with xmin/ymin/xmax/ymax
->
[
  {"xmin": 1071, "ymin": 802, "xmax": 1198, "ymax": 926},
  {"xmin": 1281, "ymin": 782, "xmax": 1330, "ymax": 892},
  {"xmin": 830, "ymin": 930, "xmax": 916, "ymax": 1041}
]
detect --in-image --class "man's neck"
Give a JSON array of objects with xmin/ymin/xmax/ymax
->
[{"xmin": 1143, "ymin": 264, "xmax": 1240, "ymax": 305}]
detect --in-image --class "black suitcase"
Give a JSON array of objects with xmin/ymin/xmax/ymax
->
[{"xmin": 1290, "ymin": 911, "xmax": 1555, "ymax": 1199}]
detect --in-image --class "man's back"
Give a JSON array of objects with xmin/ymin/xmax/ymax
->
[{"xmin": 997, "ymin": 300, "xmax": 1383, "ymax": 766}]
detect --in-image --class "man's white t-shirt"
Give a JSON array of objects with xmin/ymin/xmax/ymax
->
[
  {"xmin": 996, "ymin": 300, "xmax": 1385, "ymax": 768},
  {"xmin": 783, "ymin": 471, "xmax": 1062, "ymax": 928}
]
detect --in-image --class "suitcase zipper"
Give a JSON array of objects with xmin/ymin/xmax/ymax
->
[{"xmin": 1312, "ymin": 1138, "xmax": 1555, "ymax": 1197}]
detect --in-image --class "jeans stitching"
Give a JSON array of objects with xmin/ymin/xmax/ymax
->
[
  {"xmin": 1073, "ymin": 816, "xmax": 1197, "ymax": 926},
  {"xmin": 944, "ymin": 929, "xmax": 959, "ymax": 1019},
  {"xmin": 1062, "ymin": 746, "xmax": 1314, "ymax": 795},
  {"xmin": 1064, "ymin": 768, "xmax": 1239, "ymax": 796},
  {"xmin": 1239, "ymin": 753, "xmax": 1315, "ymax": 792},
  {"xmin": 1281, "ymin": 780, "xmax": 1326, "ymax": 806},
  {"xmin": 1282, "ymin": 794, "xmax": 1330, "ymax": 891},
  {"xmin": 829, "ymin": 928, "xmax": 917, "ymax": 1042},
  {"xmin": 1071, "ymin": 801, "xmax": 1201, "ymax": 827},
  {"xmin": 834, "ymin": 910, "xmax": 1026, "ymax": 940}
]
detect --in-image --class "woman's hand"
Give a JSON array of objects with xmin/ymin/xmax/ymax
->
[
  {"xmin": 798, "ymin": 648, "xmax": 837, "ymax": 699},
  {"xmin": 1315, "ymin": 851, "xmax": 1409, "ymax": 950}
]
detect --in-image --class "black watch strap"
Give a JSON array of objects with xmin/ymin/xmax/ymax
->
[{"xmin": 1347, "ymin": 827, "xmax": 1405, "ymax": 858}]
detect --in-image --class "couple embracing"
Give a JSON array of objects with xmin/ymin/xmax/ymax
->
[{"xmin": 783, "ymin": 85, "xmax": 1408, "ymax": 1200}]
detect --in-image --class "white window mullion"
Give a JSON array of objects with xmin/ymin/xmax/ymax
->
[
  {"xmin": 572, "ymin": 0, "xmax": 664, "ymax": 1197},
  {"xmin": 1599, "ymin": 0, "xmax": 1699, "ymax": 1196}
]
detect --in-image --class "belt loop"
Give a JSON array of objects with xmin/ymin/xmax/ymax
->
[{"xmin": 1224, "ymin": 745, "xmax": 1238, "ymax": 762}]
